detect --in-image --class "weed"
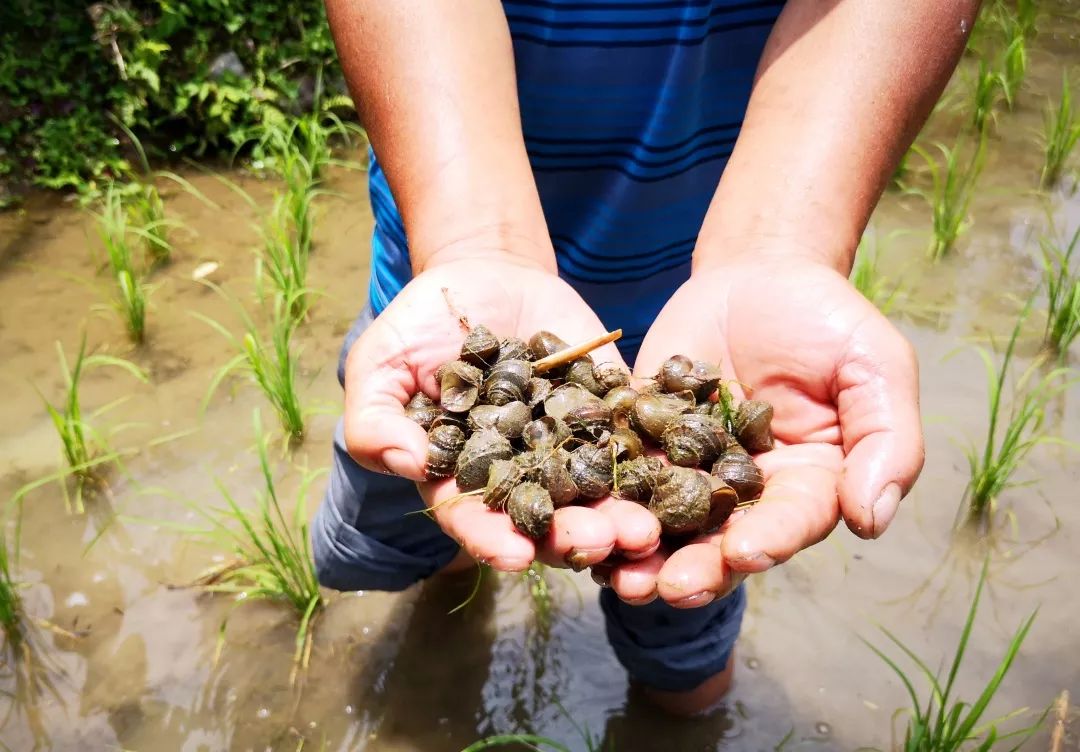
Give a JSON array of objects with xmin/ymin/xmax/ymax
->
[
  {"xmin": 962, "ymin": 303, "xmax": 1075, "ymax": 530},
  {"xmin": 1041, "ymin": 73, "xmax": 1080, "ymax": 189},
  {"xmin": 864, "ymin": 561, "xmax": 1043, "ymax": 751},
  {"xmin": 1040, "ymin": 226, "xmax": 1080, "ymax": 358},
  {"xmin": 850, "ymin": 234, "xmax": 901, "ymax": 314},
  {"xmin": 35, "ymin": 338, "xmax": 148, "ymax": 514},
  {"xmin": 908, "ymin": 137, "xmax": 987, "ymax": 261},
  {"xmin": 190, "ymin": 411, "xmax": 324, "ymax": 683},
  {"xmin": 197, "ymin": 294, "xmax": 307, "ymax": 443}
]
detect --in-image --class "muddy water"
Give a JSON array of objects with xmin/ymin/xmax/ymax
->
[{"xmin": 4, "ymin": 16, "xmax": 1080, "ymax": 752}]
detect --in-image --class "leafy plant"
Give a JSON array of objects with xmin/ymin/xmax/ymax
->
[
  {"xmin": 197, "ymin": 295, "xmax": 307, "ymax": 443},
  {"xmin": 35, "ymin": 338, "xmax": 148, "ymax": 514},
  {"xmin": 864, "ymin": 562, "xmax": 1042, "ymax": 752},
  {"xmin": 908, "ymin": 138, "xmax": 987, "ymax": 261},
  {"xmin": 851, "ymin": 234, "xmax": 901, "ymax": 314},
  {"xmin": 1040, "ymin": 225, "xmax": 1080, "ymax": 358},
  {"xmin": 962, "ymin": 303, "xmax": 1075, "ymax": 530},
  {"xmin": 189, "ymin": 411, "xmax": 324, "ymax": 683},
  {"xmin": 1041, "ymin": 73, "xmax": 1080, "ymax": 189}
]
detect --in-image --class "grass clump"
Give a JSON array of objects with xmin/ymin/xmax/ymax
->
[
  {"xmin": 970, "ymin": 59, "xmax": 1005, "ymax": 134},
  {"xmin": 33, "ymin": 338, "xmax": 148, "ymax": 514},
  {"xmin": 257, "ymin": 191, "xmax": 314, "ymax": 322},
  {"xmin": 962, "ymin": 303, "xmax": 1075, "ymax": 531},
  {"xmin": 999, "ymin": 35, "xmax": 1027, "ymax": 110},
  {"xmin": 0, "ymin": 523, "xmax": 25, "ymax": 657},
  {"xmin": 1041, "ymin": 72, "xmax": 1080, "ymax": 189},
  {"xmin": 1040, "ymin": 225, "xmax": 1080, "ymax": 358},
  {"xmin": 197, "ymin": 295, "xmax": 307, "ymax": 444},
  {"xmin": 864, "ymin": 562, "xmax": 1042, "ymax": 751},
  {"xmin": 191, "ymin": 411, "xmax": 324, "ymax": 683},
  {"xmin": 95, "ymin": 183, "xmax": 153, "ymax": 343},
  {"xmin": 850, "ymin": 234, "xmax": 901, "ymax": 314},
  {"xmin": 908, "ymin": 138, "xmax": 986, "ymax": 261}
]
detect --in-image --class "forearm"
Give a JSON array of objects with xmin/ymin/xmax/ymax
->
[
  {"xmin": 695, "ymin": 0, "xmax": 979, "ymax": 273},
  {"xmin": 325, "ymin": 0, "xmax": 554, "ymax": 273}
]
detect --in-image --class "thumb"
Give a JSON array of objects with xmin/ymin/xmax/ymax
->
[
  {"xmin": 835, "ymin": 315, "xmax": 924, "ymax": 539},
  {"xmin": 342, "ymin": 323, "xmax": 433, "ymax": 481}
]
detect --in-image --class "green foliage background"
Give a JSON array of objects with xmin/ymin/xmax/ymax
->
[{"xmin": 0, "ymin": 0, "xmax": 344, "ymax": 202}]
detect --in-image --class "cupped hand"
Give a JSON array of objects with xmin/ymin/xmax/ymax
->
[
  {"xmin": 342, "ymin": 256, "xmax": 661, "ymax": 573},
  {"xmin": 606, "ymin": 256, "xmax": 923, "ymax": 607}
]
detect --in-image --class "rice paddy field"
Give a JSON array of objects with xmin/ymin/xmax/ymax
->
[{"xmin": 3, "ymin": 3, "xmax": 1080, "ymax": 751}]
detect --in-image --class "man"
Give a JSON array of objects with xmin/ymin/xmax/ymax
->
[{"xmin": 313, "ymin": 0, "xmax": 969, "ymax": 715}]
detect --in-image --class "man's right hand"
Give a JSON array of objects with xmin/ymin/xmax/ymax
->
[{"xmin": 342, "ymin": 256, "xmax": 662, "ymax": 573}]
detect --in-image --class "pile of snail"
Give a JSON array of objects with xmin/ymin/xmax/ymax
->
[{"xmin": 405, "ymin": 326, "xmax": 774, "ymax": 544}]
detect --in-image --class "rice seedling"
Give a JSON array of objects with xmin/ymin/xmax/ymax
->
[
  {"xmin": 864, "ymin": 561, "xmax": 1043, "ymax": 752},
  {"xmin": 196, "ymin": 294, "xmax": 307, "ymax": 443},
  {"xmin": 961, "ymin": 302, "xmax": 1075, "ymax": 531},
  {"xmin": 908, "ymin": 137, "xmax": 987, "ymax": 261},
  {"xmin": 95, "ymin": 183, "xmax": 152, "ymax": 343},
  {"xmin": 0, "ymin": 522, "xmax": 24, "ymax": 656},
  {"xmin": 850, "ymin": 234, "xmax": 901, "ymax": 314},
  {"xmin": 1040, "ymin": 225, "xmax": 1080, "ymax": 358},
  {"xmin": 1000, "ymin": 35, "xmax": 1027, "ymax": 110},
  {"xmin": 189, "ymin": 411, "xmax": 324, "ymax": 683},
  {"xmin": 33, "ymin": 338, "xmax": 148, "ymax": 514},
  {"xmin": 970, "ymin": 58, "xmax": 1005, "ymax": 134},
  {"xmin": 256, "ymin": 191, "xmax": 313, "ymax": 321},
  {"xmin": 1040, "ymin": 73, "xmax": 1080, "ymax": 189}
]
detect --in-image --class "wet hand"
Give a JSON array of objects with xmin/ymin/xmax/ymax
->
[
  {"xmin": 607, "ymin": 256, "xmax": 923, "ymax": 607},
  {"xmin": 341, "ymin": 257, "xmax": 661, "ymax": 573}
]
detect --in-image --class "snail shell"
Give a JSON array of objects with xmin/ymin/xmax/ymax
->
[
  {"xmin": 542, "ymin": 383, "xmax": 600, "ymax": 421},
  {"xmin": 706, "ymin": 476, "xmax": 740, "ymax": 530},
  {"xmin": 528, "ymin": 330, "xmax": 570, "ymax": 361},
  {"xmin": 711, "ymin": 445, "xmax": 765, "ymax": 502},
  {"xmin": 564, "ymin": 401, "xmax": 614, "ymax": 443},
  {"xmin": 735, "ymin": 400, "xmax": 775, "ymax": 454},
  {"xmin": 483, "ymin": 458, "xmax": 524, "ymax": 510},
  {"xmin": 430, "ymin": 410, "xmax": 468, "ymax": 433},
  {"xmin": 521, "ymin": 416, "xmax": 572, "ymax": 451},
  {"xmin": 513, "ymin": 449, "xmax": 544, "ymax": 482},
  {"xmin": 425, "ymin": 424, "xmax": 466, "ymax": 480},
  {"xmin": 454, "ymin": 428, "xmax": 514, "ymax": 491},
  {"xmin": 437, "ymin": 360, "xmax": 484, "ymax": 413},
  {"xmin": 460, "ymin": 325, "xmax": 500, "ymax": 368},
  {"xmin": 496, "ymin": 336, "xmax": 531, "ymax": 363},
  {"xmin": 629, "ymin": 392, "xmax": 694, "ymax": 443},
  {"xmin": 405, "ymin": 391, "xmax": 441, "ymax": 431},
  {"xmin": 539, "ymin": 448, "xmax": 579, "ymax": 506},
  {"xmin": 525, "ymin": 377, "xmax": 553, "ymax": 411},
  {"xmin": 603, "ymin": 385, "xmax": 639, "ymax": 424},
  {"xmin": 566, "ymin": 357, "xmax": 604, "ymax": 396},
  {"xmin": 608, "ymin": 426, "xmax": 644, "ymax": 461},
  {"xmin": 508, "ymin": 482, "xmax": 554, "ymax": 539},
  {"xmin": 482, "ymin": 359, "xmax": 533, "ymax": 406},
  {"xmin": 661, "ymin": 413, "xmax": 731, "ymax": 467},
  {"xmin": 658, "ymin": 355, "xmax": 723, "ymax": 401},
  {"xmin": 649, "ymin": 466, "xmax": 711, "ymax": 536},
  {"xmin": 614, "ymin": 455, "xmax": 663, "ymax": 502},
  {"xmin": 467, "ymin": 401, "xmax": 532, "ymax": 439},
  {"xmin": 594, "ymin": 363, "xmax": 630, "ymax": 393},
  {"xmin": 568, "ymin": 443, "xmax": 614, "ymax": 499}
]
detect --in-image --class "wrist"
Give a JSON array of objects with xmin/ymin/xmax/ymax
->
[
  {"xmin": 691, "ymin": 232, "xmax": 857, "ymax": 277},
  {"xmin": 412, "ymin": 222, "xmax": 558, "ymax": 276}
]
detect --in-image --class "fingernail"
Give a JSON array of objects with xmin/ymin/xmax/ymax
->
[
  {"xmin": 565, "ymin": 547, "xmax": 610, "ymax": 572},
  {"xmin": 620, "ymin": 592, "xmax": 657, "ymax": 606},
  {"xmin": 621, "ymin": 539, "xmax": 660, "ymax": 562},
  {"xmin": 729, "ymin": 549, "xmax": 776, "ymax": 571},
  {"xmin": 871, "ymin": 483, "xmax": 902, "ymax": 538},
  {"xmin": 671, "ymin": 591, "xmax": 717, "ymax": 609}
]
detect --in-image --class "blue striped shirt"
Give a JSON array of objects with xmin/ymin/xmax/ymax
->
[{"xmin": 367, "ymin": 0, "xmax": 784, "ymax": 360}]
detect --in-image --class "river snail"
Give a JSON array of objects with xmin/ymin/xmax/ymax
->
[{"xmin": 411, "ymin": 324, "xmax": 771, "ymax": 552}]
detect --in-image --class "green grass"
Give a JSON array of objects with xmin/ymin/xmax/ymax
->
[
  {"xmin": 1040, "ymin": 72, "xmax": 1080, "ymax": 189},
  {"xmin": 908, "ymin": 138, "xmax": 987, "ymax": 261},
  {"xmin": 850, "ymin": 234, "xmax": 901, "ymax": 314},
  {"xmin": 1040, "ymin": 225, "xmax": 1080, "ymax": 358},
  {"xmin": 34, "ymin": 338, "xmax": 148, "ymax": 514},
  {"xmin": 197, "ymin": 295, "xmax": 307, "ymax": 444},
  {"xmin": 189, "ymin": 411, "xmax": 324, "ymax": 684},
  {"xmin": 962, "ymin": 303, "xmax": 1075, "ymax": 530},
  {"xmin": 864, "ymin": 562, "xmax": 1042, "ymax": 752}
]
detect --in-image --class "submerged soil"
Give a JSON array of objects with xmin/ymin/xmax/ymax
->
[{"xmin": 3, "ymin": 13, "xmax": 1080, "ymax": 752}]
